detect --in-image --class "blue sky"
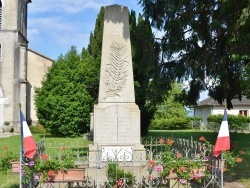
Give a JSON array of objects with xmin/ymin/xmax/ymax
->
[
  {"xmin": 27, "ymin": 0, "xmax": 142, "ymax": 60},
  {"xmin": 27, "ymin": 0, "xmax": 208, "ymax": 101}
]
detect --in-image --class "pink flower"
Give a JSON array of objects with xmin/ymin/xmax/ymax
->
[
  {"xmin": 154, "ymin": 165, "xmax": 163, "ymax": 172},
  {"xmin": 148, "ymin": 175, "xmax": 152, "ymax": 180},
  {"xmin": 29, "ymin": 161, "xmax": 35, "ymax": 166},
  {"xmin": 180, "ymin": 179, "xmax": 187, "ymax": 184},
  {"xmin": 159, "ymin": 138, "xmax": 165, "ymax": 144},
  {"xmin": 176, "ymin": 153, "xmax": 182, "ymax": 158},
  {"xmin": 199, "ymin": 136, "xmax": 206, "ymax": 142}
]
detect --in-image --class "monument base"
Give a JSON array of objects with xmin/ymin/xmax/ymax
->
[{"xmin": 87, "ymin": 143, "xmax": 147, "ymax": 183}]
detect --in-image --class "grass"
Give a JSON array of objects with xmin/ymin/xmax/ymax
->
[{"xmin": 0, "ymin": 130, "xmax": 249, "ymax": 187}]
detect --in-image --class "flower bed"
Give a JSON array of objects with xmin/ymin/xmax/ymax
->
[
  {"xmin": 22, "ymin": 146, "xmax": 79, "ymax": 183},
  {"xmin": 146, "ymin": 136, "xmax": 244, "ymax": 183}
]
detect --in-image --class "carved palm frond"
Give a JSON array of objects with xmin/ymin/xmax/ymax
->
[{"xmin": 104, "ymin": 41, "xmax": 129, "ymax": 99}]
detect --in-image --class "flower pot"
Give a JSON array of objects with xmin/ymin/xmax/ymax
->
[
  {"xmin": 51, "ymin": 168, "xmax": 85, "ymax": 182},
  {"xmin": 164, "ymin": 165, "xmax": 207, "ymax": 180},
  {"xmin": 11, "ymin": 161, "xmax": 20, "ymax": 174},
  {"xmin": 2, "ymin": 125, "xmax": 14, "ymax": 133},
  {"xmin": 165, "ymin": 168, "xmax": 178, "ymax": 179}
]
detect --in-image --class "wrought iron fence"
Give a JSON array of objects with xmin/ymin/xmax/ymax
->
[{"xmin": 26, "ymin": 137, "xmax": 225, "ymax": 188}]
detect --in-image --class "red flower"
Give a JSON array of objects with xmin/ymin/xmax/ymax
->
[
  {"xmin": 47, "ymin": 170, "xmax": 54, "ymax": 177},
  {"xmin": 159, "ymin": 138, "xmax": 165, "ymax": 144},
  {"xmin": 199, "ymin": 136, "xmax": 206, "ymax": 142},
  {"xmin": 193, "ymin": 176, "xmax": 199, "ymax": 181},
  {"xmin": 4, "ymin": 146, "xmax": 9, "ymax": 150},
  {"xmin": 236, "ymin": 157, "xmax": 243, "ymax": 163},
  {"xmin": 176, "ymin": 153, "xmax": 182, "ymax": 158},
  {"xmin": 149, "ymin": 160, "xmax": 155, "ymax": 165},
  {"xmin": 62, "ymin": 146, "xmax": 66, "ymax": 151},
  {"xmin": 166, "ymin": 139, "xmax": 174, "ymax": 145},
  {"xmin": 116, "ymin": 180, "xmax": 123, "ymax": 187},
  {"xmin": 148, "ymin": 175, "xmax": 152, "ymax": 180},
  {"xmin": 41, "ymin": 154, "xmax": 49, "ymax": 160},
  {"xmin": 179, "ymin": 166, "xmax": 186, "ymax": 171}
]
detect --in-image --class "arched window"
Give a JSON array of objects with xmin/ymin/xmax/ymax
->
[{"xmin": 0, "ymin": 0, "xmax": 2, "ymax": 29}]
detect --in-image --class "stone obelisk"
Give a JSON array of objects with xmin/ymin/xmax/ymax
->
[{"xmin": 89, "ymin": 5, "xmax": 145, "ymax": 166}]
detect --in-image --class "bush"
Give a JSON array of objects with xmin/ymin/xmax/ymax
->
[
  {"xmin": 29, "ymin": 124, "xmax": 47, "ymax": 134},
  {"xmin": 0, "ymin": 146, "xmax": 19, "ymax": 174},
  {"xmin": 34, "ymin": 47, "xmax": 95, "ymax": 137},
  {"xmin": 207, "ymin": 114, "xmax": 250, "ymax": 131},
  {"xmin": 107, "ymin": 163, "xmax": 135, "ymax": 186},
  {"xmin": 150, "ymin": 117, "xmax": 191, "ymax": 130}
]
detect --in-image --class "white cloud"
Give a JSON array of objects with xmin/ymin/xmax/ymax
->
[
  {"xmin": 29, "ymin": 0, "xmax": 115, "ymax": 14},
  {"xmin": 28, "ymin": 0, "xmax": 142, "ymax": 59}
]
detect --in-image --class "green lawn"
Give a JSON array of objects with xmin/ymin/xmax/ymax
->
[{"xmin": 0, "ymin": 130, "xmax": 249, "ymax": 187}]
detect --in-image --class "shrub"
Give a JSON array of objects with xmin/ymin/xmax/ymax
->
[
  {"xmin": 107, "ymin": 163, "xmax": 135, "ymax": 186},
  {"xmin": 0, "ymin": 146, "xmax": 19, "ymax": 174},
  {"xmin": 207, "ymin": 114, "xmax": 250, "ymax": 131},
  {"xmin": 150, "ymin": 117, "xmax": 191, "ymax": 130},
  {"xmin": 29, "ymin": 124, "xmax": 47, "ymax": 134}
]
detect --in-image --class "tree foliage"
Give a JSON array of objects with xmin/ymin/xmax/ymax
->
[
  {"xmin": 150, "ymin": 82, "xmax": 190, "ymax": 130},
  {"xmin": 139, "ymin": 0, "xmax": 250, "ymax": 109},
  {"xmin": 130, "ymin": 12, "xmax": 163, "ymax": 134},
  {"xmin": 35, "ymin": 47, "xmax": 94, "ymax": 137}
]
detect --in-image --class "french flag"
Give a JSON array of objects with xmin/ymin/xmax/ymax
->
[
  {"xmin": 213, "ymin": 109, "xmax": 230, "ymax": 157},
  {"xmin": 20, "ymin": 111, "xmax": 37, "ymax": 159}
]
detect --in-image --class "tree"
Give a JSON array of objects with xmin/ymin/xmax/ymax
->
[
  {"xmin": 35, "ymin": 47, "xmax": 94, "ymax": 137},
  {"xmin": 150, "ymin": 82, "xmax": 190, "ymax": 130},
  {"xmin": 139, "ymin": 0, "xmax": 250, "ymax": 109},
  {"xmin": 131, "ymin": 12, "xmax": 163, "ymax": 134}
]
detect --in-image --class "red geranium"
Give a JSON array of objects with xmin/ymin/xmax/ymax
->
[
  {"xmin": 41, "ymin": 154, "xmax": 49, "ymax": 160},
  {"xmin": 47, "ymin": 170, "xmax": 54, "ymax": 177},
  {"xmin": 199, "ymin": 136, "xmax": 206, "ymax": 142},
  {"xmin": 236, "ymin": 157, "xmax": 243, "ymax": 163},
  {"xmin": 166, "ymin": 139, "xmax": 174, "ymax": 145}
]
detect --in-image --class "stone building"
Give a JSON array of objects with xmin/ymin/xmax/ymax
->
[{"xmin": 0, "ymin": 0, "xmax": 53, "ymax": 131}]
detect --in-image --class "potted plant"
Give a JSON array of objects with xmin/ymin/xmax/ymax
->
[
  {"xmin": 22, "ymin": 147, "xmax": 85, "ymax": 184},
  {"xmin": 0, "ymin": 146, "xmax": 19, "ymax": 174},
  {"xmin": 2, "ymin": 121, "xmax": 14, "ymax": 133}
]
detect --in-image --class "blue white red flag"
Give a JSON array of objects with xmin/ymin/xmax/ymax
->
[
  {"xmin": 20, "ymin": 111, "xmax": 37, "ymax": 159},
  {"xmin": 213, "ymin": 109, "xmax": 230, "ymax": 157}
]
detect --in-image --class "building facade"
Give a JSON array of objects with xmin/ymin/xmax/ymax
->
[
  {"xmin": 194, "ymin": 96, "xmax": 250, "ymax": 123},
  {"xmin": 0, "ymin": 0, "xmax": 52, "ymax": 131}
]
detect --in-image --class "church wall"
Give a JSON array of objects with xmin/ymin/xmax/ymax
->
[
  {"xmin": 27, "ymin": 49, "xmax": 53, "ymax": 124},
  {"xmin": 0, "ymin": 31, "xmax": 17, "ymax": 125},
  {"xmin": 2, "ymin": 0, "xmax": 18, "ymax": 30}
]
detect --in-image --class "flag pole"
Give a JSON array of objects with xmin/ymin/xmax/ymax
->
[
  {"xmin": 221, "ymin": 101, "xmax": 227, "ymax": 188},
  {"xmin": 19, "ymin": 103, "xmax": 23, "ymax": 188}
]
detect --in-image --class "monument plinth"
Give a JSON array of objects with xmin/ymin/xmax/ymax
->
[{"xmin": 88, "ymin": 5, "xmax": 145, "ymax": 169}]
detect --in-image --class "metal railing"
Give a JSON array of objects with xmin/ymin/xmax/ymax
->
[{"xmin": 26, "ymin": 137, "xmax": 224, "ymax": 188}]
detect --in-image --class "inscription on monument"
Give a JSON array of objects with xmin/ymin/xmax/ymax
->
[{"xmin": 94, "ymin": 105, "xmax": 140, "ymax": 144}]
